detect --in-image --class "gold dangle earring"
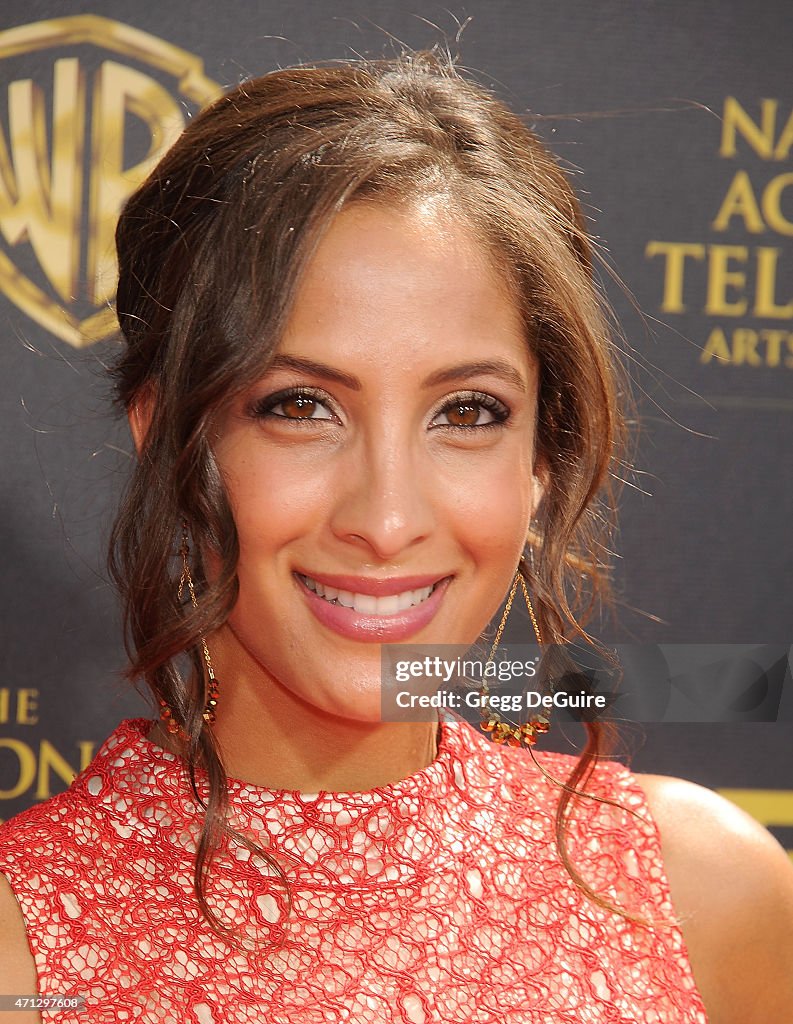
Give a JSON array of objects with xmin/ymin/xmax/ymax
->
[
  {"xmin": 479, "ymin": 569, "xmax": 550, "ymax": 748},
  {"xmin": 159, "ymin": 523, "xmax": 220, "ymax": 738}
]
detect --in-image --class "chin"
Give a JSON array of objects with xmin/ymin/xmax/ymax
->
[{"xmin": 312, "ymin": 690, "xmax": 390, "ymax": 726}]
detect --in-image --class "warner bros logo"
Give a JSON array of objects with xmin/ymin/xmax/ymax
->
[{"xmin": 0, "ymin": 15, "xmax": 221, "ymax": 347}]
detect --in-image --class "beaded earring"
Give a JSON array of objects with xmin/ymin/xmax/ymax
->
[
  {"xmin": 479, "ymin": 569, "xmax": 550, "ymax": 748},
  {"xmin": 158, "ymin": 523, "xmax": 220, "ymax": 738}
]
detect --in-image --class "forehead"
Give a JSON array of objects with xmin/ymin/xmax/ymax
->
[{"xmin": 278, "ymin": 197, "xmax": 530, "ymax": 372}]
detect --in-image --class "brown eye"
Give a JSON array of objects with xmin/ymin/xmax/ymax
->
[
  {"xmin": 433, "ymin": 392, "xmax": 509, "ymax": 430},
  {"xmin": 446, "ymin": 402, "xmax": 482, "ymax": 427},
  {"xmin": 252, "ymin": 389, "xmax": 335, "ymax": 422},
  {"xmin": 281, "ymin": 394, "xmax": 319, "ymax": 418}
]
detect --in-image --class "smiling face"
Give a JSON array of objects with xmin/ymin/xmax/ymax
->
[{"xmin": 209, "ymin": 198, "xmax": 542, "ymax": 721}]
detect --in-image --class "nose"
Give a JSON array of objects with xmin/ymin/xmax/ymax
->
[{"xmin": 329, "ymin": 432, "xmax": 435, "ymax": 560}]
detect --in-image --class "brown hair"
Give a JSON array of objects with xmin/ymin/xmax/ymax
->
[{"xmin": 111, "ymin": 49, "xmax": 628, "ymax": 936}]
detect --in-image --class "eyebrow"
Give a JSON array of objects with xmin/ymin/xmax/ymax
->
[
  {"xmin": 267, "ymin": 354, "xmax": 361, "ymax": 389},
  {"xmin": 266, "ymin": 355, "xmax": 528, "ymax": 391},
  {"xmin": 421, "ymin": 360, "xmax": 528, "ymax": 391}
]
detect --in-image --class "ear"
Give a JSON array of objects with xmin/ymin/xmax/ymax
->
[{"xmin": 127, "ymin": 386, "xmax": 156, "ymax": 457}]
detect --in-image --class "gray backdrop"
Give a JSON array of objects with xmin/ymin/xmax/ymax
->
[{"xmin": 0, "ymin": 1, "xmax": 790, "ymax": 854}]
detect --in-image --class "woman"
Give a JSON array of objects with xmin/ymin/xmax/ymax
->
[{"xmin": 0, "ymin": 51, "xmax": 791, "ymax": 1023}]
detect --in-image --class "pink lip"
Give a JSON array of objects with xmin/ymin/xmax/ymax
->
[
  {"xmin": 295, "ymin": 573, "xmax": 452, "ymax": 642},
  {"xmin": 293, "ymin": 570, "xmax": 448, "ymax": 597}
]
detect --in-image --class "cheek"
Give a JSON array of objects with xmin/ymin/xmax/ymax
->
[
  {"xmin": 436, "ymin": 450, "xmax": 534, "ymax": 561},
  {"xmin": 438, "ymin": 458, "xmax": 534, "ymax": 640},
  {"xmin": 221, "ymin": 444, "xmax": 336, "ymax": 555}
]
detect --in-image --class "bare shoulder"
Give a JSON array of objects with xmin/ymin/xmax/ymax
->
[
  {"xmin": 0, "ymin": 873, "xmax": 41, "ymax": 1022},
  {"xmin": 635, "ymin": 772, "xmax": 793, "ymax": 1024}
]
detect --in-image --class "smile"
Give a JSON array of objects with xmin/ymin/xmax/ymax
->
[{"xmin": 297, "ymin": 574, "xmax": 440, "ymax": 616}]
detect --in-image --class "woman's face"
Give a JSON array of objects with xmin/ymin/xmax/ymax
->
[{"xmin": 212, "ymin": 198, "xmax": 542, "ymax": 721}]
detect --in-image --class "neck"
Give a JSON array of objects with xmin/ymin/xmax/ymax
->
[
  {"xmin": 150, "ymin": 627, "xmax": 441, "ymax": 793},
  {"xmin": 214, "ymin": 706, "xmax": 440, "ymax": 794}
]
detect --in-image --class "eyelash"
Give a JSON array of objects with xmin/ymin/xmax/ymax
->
[
  {"xmin": 433, "ymin": 391, "xmax": 510, "ymax": 431},
  {"xmin": 249, "ymin": 387, "xmax": 511, "ymax": 431},
  {"xmin": 249, "ymin": 387, "xmax": 337, "ymax": 427}
]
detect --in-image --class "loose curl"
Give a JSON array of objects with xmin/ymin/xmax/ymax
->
[{"xmin": 110, "ymin": 49, "xmax": 630, "ymax": 938}]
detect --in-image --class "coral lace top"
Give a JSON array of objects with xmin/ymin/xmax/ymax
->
[{"xmin": 0, "ymin": 717, "xmax": 708, "ymax": 1022}]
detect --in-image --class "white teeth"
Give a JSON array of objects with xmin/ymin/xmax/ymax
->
[
  {"xmin": 299, "ymin": 575, "xmax": 439, "ymax": 616},
  {"xmin": 378, "ymin": 595, "xmax": 401, "ymax": 616},
  {"xmin": 355, "ymin": 593, "xmax": 378, "ymax": 615}
]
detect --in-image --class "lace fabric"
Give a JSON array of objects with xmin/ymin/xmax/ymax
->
[{"xmin": 0, "ymin": 717, "xmax": 708, "ymax": 1023}]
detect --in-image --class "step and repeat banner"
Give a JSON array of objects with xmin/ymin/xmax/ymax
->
[{"xmin": 0, "ymin": 2, "xmax": 790, "ymax": 855}]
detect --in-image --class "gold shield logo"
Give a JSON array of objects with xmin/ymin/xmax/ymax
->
[{"xmin": 0, "ymin": 15, "xmax": 222, "ymax": 347}]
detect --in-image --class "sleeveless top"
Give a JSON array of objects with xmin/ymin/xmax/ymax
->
[{"xmin": 0, "ymin": 717, "xmax": 709, "ymax": 1023}]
